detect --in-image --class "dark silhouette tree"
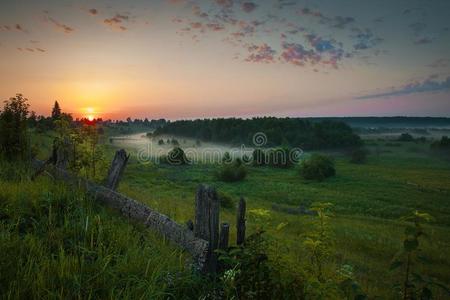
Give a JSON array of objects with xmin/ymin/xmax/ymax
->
[
  {"xmin": 0, "ymin": 94, "xmax": 30, "ymax": 160},
  {"xmin": 51, "ymin": 101, "xmax": 61, "ymax": 119}
]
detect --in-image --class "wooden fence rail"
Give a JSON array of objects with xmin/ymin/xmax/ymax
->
[
  {"xmin": 32, "ymin": 147, "xmax": 247, "ymax": 274},
  {"xmin": 31, "ymin": 157, "xmax": 209, "ymax": 272}
]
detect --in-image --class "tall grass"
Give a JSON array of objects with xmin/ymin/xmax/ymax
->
[{"xmin": 0, "ymin": 162, "xmax": 203, "ymax": 299}]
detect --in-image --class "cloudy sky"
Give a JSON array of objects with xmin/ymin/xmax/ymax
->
[{"xmin": 0, "ymin": 0, "xmax": 449, "ymax": 119}]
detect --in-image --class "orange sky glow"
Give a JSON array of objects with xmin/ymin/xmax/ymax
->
[{"xmin": 1, "ymin": 0, "xmax": 449, "ymax": 120}]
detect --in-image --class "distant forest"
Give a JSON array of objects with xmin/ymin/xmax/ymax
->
[
  {"xmin": 307, "ymin": 117, "xmax": 450, "ymax": 128},
  {"xmin": 153, "ymin": 117, "xmax": 361, "ymax": 149}
]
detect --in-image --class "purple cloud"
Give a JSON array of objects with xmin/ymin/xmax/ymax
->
[
  {"xmin": 88, "ymin": 8, "xmax": 98, "ymax": 16},
  {"xmin": 104, "ymin": 14, "xmax": 129, "ymax": 31},
  {"xmin": 15, "ymin": 24, "xmax": 27, "ymax": 33},
  {"xmin": 352, "ymin": 28, "xmax": 382, "ymax": 50},
  {"xmin": 46, "ymin": 17, "xmax": 74, "ymax": 34},
  {"xmin": 216, "ymin": 0, "xmax": 233, "ymax": 8},
  {"xmin": 428, "ymin": 58, "xmax": 450, "ymax": 68},
  {"xmin": 245, "ymin": 43, "xmax": 276, "ymax": 63},
  {"xmin": 280, "ymin": 42, "xmax": 319, "ymax": 66},
  {"xmin": 355, "ymin": 76, "xmax": 450, "ymax": 99},
  {"xmin": 414, "ymin": 37, "xmax": 433, "ymax": 45},
  {"xmin": 241, "ymin": 2, "xmax": 257, "ymax": 13}
]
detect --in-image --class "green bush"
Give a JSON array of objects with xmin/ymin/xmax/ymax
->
[
  {"xmin": 252, "ymin": 149, "xmax": 266, "ymax": 166},
  {"xmin": 300, "ymin": 154, "xmax": 335, "ymax": 181},
  {"xmin": 217, "ymin": 230, "xmax": 304, "ymax": 299},
  {"xmin": 218, "ymin": 192, "xmax": 235, "ymax": 209},
  {"xmin": 216, "ymin": 160, "xmax": 247, "ymax": 182},
  {"xmin": 350, "ymin": 148, "xmax": 369, "ymax": 164},
  {"xmin": 398, "ymin": 133, "xmax": 414, "ymax": 142},
  {"xmin": 222, "ymin": 151, "xmax": 232, "ymax": 163},
  {"xmin": 267, "ymin": 147, "xmax": 297, "ymax": 168},
  {"xmin": 0, "ymin": 94, "xmax": 30, "ymax": 160},
  {"xmin": 431, "ymin": 136, "xmax": 450, "ymax": 150},
  {"xmin": 166, "ymin": 147, "xmax": 188, "ymax": 165}
]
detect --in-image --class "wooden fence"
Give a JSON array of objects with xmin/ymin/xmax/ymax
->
[{"xmin": 32, "ymin": 148, "xmax": 247, "ymax": 274}]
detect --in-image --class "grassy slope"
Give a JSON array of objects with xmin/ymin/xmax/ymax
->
[
  {"xmin": 0, "ymin": 167, "xmax": 194, "ymax": 299},
  {"xmin": 116, "ymin": 140, "xmax": 450, "ymax": 298}
]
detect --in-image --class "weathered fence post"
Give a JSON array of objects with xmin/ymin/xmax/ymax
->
[
  {"xmin": 106, "ymin": 149, "xmax": 129, "ymax": 190},
  {"xmin": 218, "ymin": 222, "xmax": 230, "ymax": 250},
  {"xmin": 186, "ymin": 219, "xmax": 194, "ymax": 231},
  {"xmin": 194, "ymin": 184, "xmax": 220, "ymax": 273},
  {"xmin": 236, "ymin": 197, "xmax": 246, "ymax": 245}
]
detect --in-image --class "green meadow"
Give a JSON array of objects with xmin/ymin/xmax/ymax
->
[
  {"xmin": 113, "ymin": 136, "xmax": 450, "ymax": 298},
  {"xmin": 2, "ymin": 124, "xmax": 450, "ymax": 299}
]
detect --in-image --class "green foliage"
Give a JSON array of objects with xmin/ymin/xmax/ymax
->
[
  {"xmin": 166, "ymin": 147, "xmax": 188, "ymax": 165},
  {"xmin": 217, "ymin": 230, "xmax": 304, "ymax": 299},
  {"xmin": 52, "ymin": 118, "xmax": 106, "ymax": 180},
  {"xmin": 398, "ymin": 133, "xmax": 414, "ymax": 142},
  {"xmin": 218, "ymin": 191, "xmax": 235, "ymax": 209},
  {"xmin": 431, "ymin": 136, "xmax": 450, "ymax": 152},
  {"xmin": 222, "ymin": 151, "xmax": 232, "ymax": 163},
  {"xmin": 79, "ymin": 124, "xmax": 105, "ymax": 179},
  {"xmin": 350, "ymin": 147, "xmax": 369, "ymax": 164},
  {"xmin": 158, "ymin": 139, "xmax": 164, "ymax": 145},
  {"xmin": 302, "ymin": 203, "xmax": 367, "ymax": 299},
  {"xmin": 266, "ymin": 147, "xmax": 297, "ymax": 168},
  {"xmin": 216, "ymin": 159, "xmax": 247, "ymax": 182},
  {"xmin": 300, "ymin": 154, "xmax": 336, "ymax": 181},
  {"xmin": 391, "ymin": 211, "xmax": 449, "ymax": 299},
  {"xmin": 303, "ymin": 203, "xmax": 334, "ymax": 283},
  {"xmin": 153, "ymin": 117, "xmax": 361, "ymax": 149},
  {"xmin": 252, "ymin": 148, "xmax": 266, "ymax": 166},
  {"xmin": 0, "ymin": 94, "xmax": 30, "ymax": 160}
]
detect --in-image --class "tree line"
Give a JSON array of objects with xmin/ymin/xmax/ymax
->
[{"xmin": 153, "ymin": 117, "xmax": 362, "ymax": 149}]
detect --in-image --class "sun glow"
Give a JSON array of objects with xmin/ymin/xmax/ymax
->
[{"xmin": 84, "ymin": 107, "xmax": 96, "ymax": 121}]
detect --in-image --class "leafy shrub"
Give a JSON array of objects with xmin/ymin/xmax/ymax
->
[
  {"xmin": 242, "ymin": 154, "xmax": 251, "ymax": 164},
  {"xmin": 252, "ymin": 149, "xmax": 266, "ymax": 166},
  {"xmin": 390, "ymin": 211, "xmax": 449, "ymax": 299},
  {"xmin": 398, "ymin": 133, "xmax": 414, "ymax": 142},
  {"xmin": 218, "ymin": 192, "xmax": 235, "ymax": 209},
  {"xmin": 266, "ymin": 147, "xmax": 298, "ymax": 168},
  {"xmin": 217, "ymin": 160, "xmax": 247, "ymax": 182},
  {"xmin": 300, "ymin": 154, "xmax": 335, "ymax": 181},
  {"xmin": 158, "ymin": 139, "xmax": 164, "ymax": 145},
  {"xmin": 431, "ymin": 136, "xmax": 450, "ymax": 150},
  {"xmin": 385, "ymin": 142, "xmax": 402, "ymax": 147},
  {"xmin": 222, "ymin": 151, "xmax": 232, "ymax": 163},
  {"xmin": 217, "ymin": 230, "xmax": 304, "ymax": 299},
  {"xmin": 166, "ymin": 147, "xmax": 188, "ymax": 165},
  {"xmin": 350, "ymin": 148, "xmax": 369, "ymax": 164},
  {"xmin": 0, "ymin": 94, "xmax": 30, "ymax": 160}
]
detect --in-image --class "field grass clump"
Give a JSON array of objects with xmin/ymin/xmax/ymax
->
[
  {"xmin": 300, "ymin": 154, "xmax": 336, "ymax": 181},
  {"xmin": 216, "ymin": 159, "xmax": 248, "ymax": 182}
]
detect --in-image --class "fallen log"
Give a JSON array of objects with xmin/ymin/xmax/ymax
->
[{"xmin": 31, "ymin": 159, "xmax": 209, "ymax": 272}]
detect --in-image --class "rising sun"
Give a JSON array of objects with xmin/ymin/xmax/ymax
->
[{"xmin": 85, "ymin": 107, "xmax": 95, "ymax": 121}]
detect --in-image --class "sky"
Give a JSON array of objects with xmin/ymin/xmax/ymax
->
[{"xmin": 0, "ymin": 0, "xmax": 449, "ymax": 120}]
